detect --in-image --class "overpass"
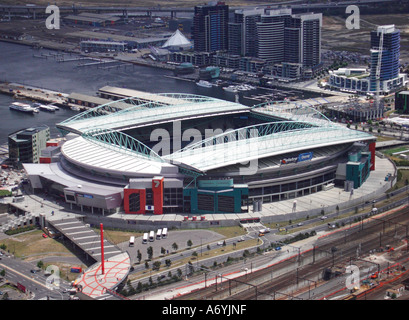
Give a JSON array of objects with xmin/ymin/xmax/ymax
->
[{"xmin": 0, "ymin": 0, "xmax": 398, "ymax": 19}]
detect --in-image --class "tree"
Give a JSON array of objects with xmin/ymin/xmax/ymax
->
[
  {"xmin": 187, "ymin": 239, "xmax": 193, "ymax": 248},
  {"xmin": 152, "ymin": 261, "xmax": 161, "ymax": 271},
  {"xmin": 177, "ymin": 268, "xmax": 182, "ymax": 278},
  {"xmin": 137, "ymin": 250, "xmax": 142, "ymax": 263},
  {"xmin": 37, "ymin": 260, "xmax": 44, "ymax": 269},
  {"xmin": 147, "ymin": 246, "xmax": 153, "ymax": 260},
  {"xmin": 172, "ymin": 242, "xmax": 178, "ymax": 252}
]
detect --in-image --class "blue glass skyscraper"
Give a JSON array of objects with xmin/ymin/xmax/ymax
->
[
  {"xmin": 192, "ymin": 2, "xmax": 229, "ymax": 53},
  {"xmin": 370, "ymin": 25, "xmax": 400, "ymax": 92}
]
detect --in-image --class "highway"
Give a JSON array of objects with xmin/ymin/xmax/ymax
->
[
  {"xmin": 0, "ymin": 252, "xmax": 72, "ymax": 300},
  {"xmin": 0, "ymin": 0, "xmax": 398, "ymax": 16}
]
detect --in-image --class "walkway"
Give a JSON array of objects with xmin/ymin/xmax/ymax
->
[
  {"xmin": 48, "ymin": 217, "xmax": 123, "ymax": 262},
  {"xmin": 73, "ymin": 252, "xmax": 131, "ymax": 300}
]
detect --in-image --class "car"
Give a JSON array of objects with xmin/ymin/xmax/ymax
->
[
  {"xmin": 30, "ymin": 269, "xmax": 39, "ymax": 273},
  {"xmin": 275, "ymin": 247, "xmax": 282, "ymax": 251},
  {"xmin": 42, "ymin": 233, "xmax": 48, "ymax": 238},
  {"xmin": 238, "ymin": 236, "xmax": 245, "ymax": 242},
  {"xmin": 297, "ymin": 222, "xmax": 304, "ymax": 226},
  {"xmin": 321, "ymin": 216, "xmax": 328, "ymax": 220}
]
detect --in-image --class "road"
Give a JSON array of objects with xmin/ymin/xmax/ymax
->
[{"xmin": 0, "ymin": 251, "xmax": 72, "ymax": 300}]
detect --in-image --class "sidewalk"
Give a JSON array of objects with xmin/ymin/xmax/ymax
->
[{"xmin": 72, "ymin": 252, "xmax": 130, "ymax": 300}]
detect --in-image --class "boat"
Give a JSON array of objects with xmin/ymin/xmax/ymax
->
[
  {"xmin": 196, "ymin": 80, "xmax": 213, "ymax": 88},
  {"xmin": 9, "ymin": 102, "xmax": 38, "ymax": 114},
  {"xmin": 47, "ymin": 103, "xmax": 59, "ymax": 111},
  {"xmin": 223, "ymin": 85, "xmax": 238, "ymax": 93},
  {"xmin": 32, "ymin": 102, "xmax": 56, "ymax": 112}
]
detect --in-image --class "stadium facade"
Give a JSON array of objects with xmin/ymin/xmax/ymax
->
[{"xmin": 23, "ymin": 91, "xmax": 376, "ymax": 216}]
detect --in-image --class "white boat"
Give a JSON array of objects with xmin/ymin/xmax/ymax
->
[
  {"xmin": 196, "ymin": 80, "xmax": 212, "ymax": 88},
  {"xmin": 9, "ymin": 102, "xmax": 37, "ymax": 114},
  {"xmin": 47, "ymin": 104, "xmax": 59, "ymax": 111},
  {"xmin": 223, "ymin": 85, "xmax": 238, "ymax": 93},
  {"xmin": 32, "ymin": 102, "xmax": 56, "ymax": 112}
]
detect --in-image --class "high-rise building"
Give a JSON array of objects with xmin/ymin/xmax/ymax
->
[
  {"xmin": 192, "ymin": 2, "xmax": 229, "ymax": 53},
  {"xmin": 256, "ymin": 11, "xmax": 288, "ymax": 63},
  {"xmin": 370, "ymin": 25, "xmax": 401, "ymax": 92},
  {"xmin": 328, "ymin": 24, "xmax": 406, "ymax": 95},
  {"xmin": 227, "ymin": 8, "xmax": 322, "ymax": 78},
  {"xmin": 228, "ymin": 8, "xmax": 263, "ymax": 57},
  {"xmin": 285, "ymin": 12, "xmax": 322, "ymax": 70}
]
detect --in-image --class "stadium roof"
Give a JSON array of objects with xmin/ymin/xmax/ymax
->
[
  {"xmin": 57, "ymin": 93, "xmax": 249, "ymax": 134},
  {"xmin": 164, "ymin": 120, "xmax": 373, "ymax": 172},
  {"xmin": 57, "ymin": 93, "xmax": 375, "ymax": 174}
]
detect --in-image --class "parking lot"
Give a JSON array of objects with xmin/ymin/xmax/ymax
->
[{"xmin": 121, "ymin": 229, "xmax": 226, "ymax": 264}]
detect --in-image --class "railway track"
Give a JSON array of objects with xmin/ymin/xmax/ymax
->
[{"xmin": 174, "ymin": 207, "xmax": 409, "ymax": 300}]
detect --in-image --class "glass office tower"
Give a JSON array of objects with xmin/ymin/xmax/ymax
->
[{"xmin": 370, "ymin": 25, "xmax": 400, "ymax": 92}]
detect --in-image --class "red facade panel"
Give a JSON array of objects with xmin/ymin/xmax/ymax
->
[
  {"xmin": 39, "ymin": 157, "xmax": 51, "ymax": 164},
  {"xmin": 123, "ymin": 189, "xmax": 146, "ymax": 214},
  {"xmin": 152, "ymin": 177, "xmax": 164, "ymax": 215}
]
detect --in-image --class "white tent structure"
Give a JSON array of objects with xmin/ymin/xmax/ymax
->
[{"xmin": 162, "ymin": 29, "xmax": 192, "ymax": 51}]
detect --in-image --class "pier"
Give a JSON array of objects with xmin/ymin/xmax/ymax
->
[{"xmin": 0, "ymin": 81, "xmax": 68, "ymax": 106}]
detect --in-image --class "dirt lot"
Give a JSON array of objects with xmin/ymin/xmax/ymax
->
[{"xmin": 322, "ymin": 14, "xmax": 409, "ymax": 63}]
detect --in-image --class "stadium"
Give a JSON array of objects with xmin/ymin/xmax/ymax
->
[{"xmin": 23, "ymin": 91, "xmax": 376, "ymax": 217}]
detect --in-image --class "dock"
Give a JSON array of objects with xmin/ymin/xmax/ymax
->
[{"xmin": 0, "ymin": 82, "xmax": 68, "ymax": 106}]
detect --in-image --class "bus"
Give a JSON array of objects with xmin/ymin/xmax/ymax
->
[
  {"xmin": 149, "ymin": 231, "xmax": 155, "ymax": 242},
  {"xmin": 162, "ymin": 227, "xmax": 168, "ymax": 239},
  {"xmin": 156, "ymin": 229, "xmax": 162, "ymax": 240},
  {"xmin": 142, "ymin": 233, "xmax": 148, "ymax": 244},
  {"xmin": 129, "ymin": 236, "xmax": 135, "ymax": 246}
]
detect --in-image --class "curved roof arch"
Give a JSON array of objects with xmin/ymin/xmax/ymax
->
[
  {"xmin": 57, "ymin": 93, "xmax": 249, "ymax": 134},
  {"xmin": 163, "ymin": 120, "xmax": 374, "ymax": 172}
]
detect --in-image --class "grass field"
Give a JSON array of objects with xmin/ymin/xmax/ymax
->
[{"xmin": 0, "ymin": 229, "xmax": 74, "ymax": 260}]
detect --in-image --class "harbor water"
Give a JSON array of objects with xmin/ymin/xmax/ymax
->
[{"xmin": 0, "ymin": 41, "xmax": 313, "ymax": 142}]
